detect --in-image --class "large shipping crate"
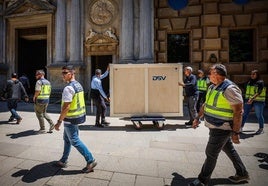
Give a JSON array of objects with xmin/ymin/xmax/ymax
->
[{"xmin": 110, "ymin": 63, "xmax": 183, "ymax": 117}]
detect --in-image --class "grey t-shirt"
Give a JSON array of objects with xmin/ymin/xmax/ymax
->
[{"xmin": 6, "ymin": 79, "xmax": 27, "ymax": 99}]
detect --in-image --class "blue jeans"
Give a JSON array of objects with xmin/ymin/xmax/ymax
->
[
  {"xmin": 7, "ymin": 99, "xmax": 21, "ymax": 120},
  {"xmin": 242, "ymin": 100, "xmax": 265, "ymax": 129},
  {"xmin": 198, "ymin": 129, "xmax": 248, "ymax": 184},
  {"xmin": 60, "ymin": 124, "xmax": 94, "ymax": 164}
]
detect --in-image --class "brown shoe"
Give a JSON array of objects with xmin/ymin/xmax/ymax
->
[
  {"xmin": 16, "ymin": 118, "xmax": 22, "ymax": 124},
  {"xmin": 82, "ymin": 160, "xmax": 97, "ymax": 173}
]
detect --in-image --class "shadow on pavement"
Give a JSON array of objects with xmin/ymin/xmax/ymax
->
[
  {"xmin": 78, "ymin": 123, "xmax": 190, "ymax": 132},
  {"xmin": 6, "ymin": 130, "xmax": 37, "ymax": 138},
  {"xmin": 254, "ymin": 152, "xmax": 268, "ymax": 170},
  {"xmin": 11, "ymin": 161, "xmax": 84, "ymax": 183},
  {"xmin": 169, "ymin": 172, "xmax": 248, "ymax": 186}
]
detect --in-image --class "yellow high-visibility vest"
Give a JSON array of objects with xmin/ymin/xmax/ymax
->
[
  {"xmin": 245, "ymin": 84, "xmax": 266, "ymax": 102},
  {"xmin": 204, "ymin": 80, "xmax": 233, "ymax": 121},
  {"xmin": 63, "ymin": 81, "xmax": 86, "ymax": 124}
]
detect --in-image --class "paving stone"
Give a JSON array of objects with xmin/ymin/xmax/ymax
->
[
  {"xmin": 135, "ymin": 175, "xmax": 164, "ymax": 186},
  {"xmin": 79, "ymin": 177, "xmax": 109, "ymax": 186}
]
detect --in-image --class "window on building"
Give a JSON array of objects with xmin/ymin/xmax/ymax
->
[
  {"xmin": 229, "ymin": 29, "xmax": 254, "ymax": 62},
  {"xmin": 167, "ymin": 33, "xmax": 189, "ymax": 63}
]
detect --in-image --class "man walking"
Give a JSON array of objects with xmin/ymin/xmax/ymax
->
[
  {"xmin": 189, "ymin": 64, "xmax": 249, "ymax": 186},
  {"xmin": 54, "ymin": 65, "xmax": 97, "ymax": 173},
  {"xmin": 4, "ymin": 72, "xmax": 28, "ymax": 123},
  {"xmin": 33, "ymin": 70, "xmax": 54, "ymax": 133},
  {"xmin": 178, "ymin": 66, "xmax": 199, "ymax": 126},
  {"xmin": 90, "ymin": 66, "xmax": 110, "ymax": 127}
]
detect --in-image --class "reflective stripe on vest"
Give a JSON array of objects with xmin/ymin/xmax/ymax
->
[
  {"xmin": 245, "ymin": 85, "xmax": 266, "ymax": 102},
  {"xmin": 197, "ymin": 79, "xmax": 207, "ymax": 91},
  {"xmin": 63, "ymin": 81, "xmax": 86, "ymax": 122},
  {"xmin": 204, "ymin": 80, "xmax": 233, "ymax": 121},
  {"xmin": 37, "ymin": 79, "xmax": 51, "ymax": 101}
]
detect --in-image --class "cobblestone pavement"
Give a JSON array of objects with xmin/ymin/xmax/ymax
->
[{"xmin": 0, "ymin": 101, "xmax": 267, "ymax": 186}]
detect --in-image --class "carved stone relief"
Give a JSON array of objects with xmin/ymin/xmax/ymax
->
[
  {"xmin": 88, "ymin": 0, "xmax": 118, "ymax": 26},
  {"xmin": 85, "ymin": 27, "xmax": 118, "ymax": 55}
]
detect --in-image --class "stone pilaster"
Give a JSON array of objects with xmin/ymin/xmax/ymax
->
[
  {"xmin": 55, "ymin": 0, "xmax": 66, "ymax": 63},
  {"xmin": 138, "ymin": 0, "xmax": 154, "ymax": 63},
  {"xmin": 120, "ymin": 0, "xmax": 134, "ymax": 63},
  {"xmin": 70, "ymin": 0, "xmax": 81, "ymax": 63}
]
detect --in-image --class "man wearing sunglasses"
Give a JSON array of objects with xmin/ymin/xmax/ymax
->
[{"xmin": 54, "ymin": 65, "xmax": 97, "ymax": 173}]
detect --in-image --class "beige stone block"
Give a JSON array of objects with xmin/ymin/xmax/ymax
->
[
  {"xmin": 202, "ymin": 14, "xmax": 221, "ymax": 26},
  {"xmin": 219, "ymin": 3, "xmax": 242, "ymax": 14},
  {"xmin": 232, "ymin": 75, "xmax": 251, "ymax": 85},
  {"xmin": 222, "ymin": 39, "xmax": 228, "ymax": 50},
  {"xmin": 252, "ymin": 13, "xmax": 268, "ymax": 25},
  {"xmin": 159, "ymin": 19, "xmax": 172, "ymax": 30},
  {"xmin": 220, "ymin": 28, "xmax": 229, "ymax": 38},
  {"xmin": 220, "ymin": 51, "xmax": 228, "ymax": 63},
  {"xmin": 158, "ymin": 0, "xmax": 168, "ymax": 8},
  {"xmin": 204, "ymin": 27, "xmax": 219, "ymax": 38},
  {"xmin": 154, "ymin": 18, "xmax": 159, "ymax": 29},
  {"xmin": 171, "ymin": 18, "xmax": 187, "ymax": 29},
  {"xmin": 235, "ymin": 14, "xmax": 252, "ymax": 26},
  {"xmin": 202, "ymin": 38, "xmax": 221, "ymax": 50},
  {"xmin": 193, "ymin": 40, "xmax": 200, "ymax": 50},
  {"xmin": 158, "ymin": 53, "xmax": 166, "ymax": 62},
  {"xmin": 244, "ymin": 63, "xmax": 268, "ymax": 74},
  {"xmin": 154, "ymin": 41, "xmax": 159, "ymax": 51},
  {"xmin": 260, "ymin": 37, "xmax": 267, "ymax": 49},
  {"xmin": 192, "ymin": 29, "xmax": 202, "ymax": 38},
  {"xmin": 157, "ymin": 8, "xmax": 178, "ymax": 18},
  {"xmin": 157, "ymin": 30, "xmax": 166, "ymax": 41},
  {"xmin": 224, "ymin": 63, "xmax": 244, "ymax": 74},
  {"xmin": 192, "ymin": 51, "xmax": 202, "ymax": 62},
  {"xmin": 205, "ymin": 51, "xmax": 219, "ymax": 62},
  {"xmin": 260, "ymin": 50, "xmax": 268, "ymax": 61},
  {"xmin": 180, "ymin": 5, "xmax": 202, "ymax": 16},
  {"xmin": 244, "ymin": 1, "xmax": 268, "ymax": 12},
  {"xmin": 222, "ymin": 15, "xmax": 235, "ymax": 27},
  {"xmin": 159, "ymin": 41, "xmax": 166, "ymax": 52},
  {"xmin": 186, "ymin": 16, "xmax": 200, "ymax": 28},
  {"xmin": 204, "ymin": 3, "xmax": 218, "ymax": 14},
  {"xmin": 260, "ymin": 25, "xmax": 268, "ymax": 36}
]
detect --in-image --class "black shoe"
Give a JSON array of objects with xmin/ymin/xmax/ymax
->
[
  {"xmin": 188, "ymin": 179, "xmax": 207, "ymax": 186},
  {"xmin": 101, "ymin": 120, "xmax": 110, "ymax": 125},
  {"xmin": 95, "ymin": 123, "xmax": 104, "ymax": 128},
  {"xmin": 255, "ymin": 128, "xmax": 264, "ymax": 135},
  {"xmin": 8, "ymin": 118, "xmax": 15, "ymax": 122},
  {"xmin": 185, "ymin": 121, "xmax": 192, "ymax": 126}
]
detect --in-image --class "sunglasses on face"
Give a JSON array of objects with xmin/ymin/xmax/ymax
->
[{"xmin": 62, "ymin": 71, "xmax": 70, "ymax": 75}]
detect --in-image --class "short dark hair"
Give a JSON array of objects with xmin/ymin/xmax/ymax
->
[
  {"xmin": 36, "ymin": 69, "xmax": 45, "ymax": 75},
  {"xmin": 62, "ymin": 65, "xmax": 75, "ymax": 73},
  {"xmin": 212, "ymin": 64, "xmax": 227, "ymax": 77},
  {"xmin": 11, "ymin": 72, "xmax": 17, "ymax": 78},
  {"xmin": 95, "ymin": 69, "xmax": 102, "ymax": 75}
]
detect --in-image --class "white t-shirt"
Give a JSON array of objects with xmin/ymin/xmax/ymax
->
[{"xmin": 62, "ymin": 85, "xmax": 75, "ymax": 102}]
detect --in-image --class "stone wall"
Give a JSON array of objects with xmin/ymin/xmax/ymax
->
[{"xmin": 154, "ymin": 0, "xmax": 268, "ymax": 86}]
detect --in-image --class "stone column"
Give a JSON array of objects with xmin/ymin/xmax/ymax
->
[
  {"xmin": 120, "ymin": 0, "xmax": 134, "ymax": 63},
  {"xmin": 138, "ymin": 0, "xmax": 153, "ymax": 63},
  {"xmin": 70, "ymin": 0, "xmax": 81, "ymax": 62},
  {"xmin": 55, "ymin": 0, "xmax": 66, "ymax": 63}
]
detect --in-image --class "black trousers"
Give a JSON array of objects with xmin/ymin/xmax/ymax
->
[{"xmin": 93, "ymin": 96, "xmax": 107, "ymax": 123}]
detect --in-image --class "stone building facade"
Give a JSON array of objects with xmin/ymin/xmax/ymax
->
[{"xmin": 0, "ymin": 0, "xmax": 267, "ymax": 97}]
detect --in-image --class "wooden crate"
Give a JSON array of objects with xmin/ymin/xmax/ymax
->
[{"xmin": 110, "ymin": 63, "xmax": 183, "ymax": 117}]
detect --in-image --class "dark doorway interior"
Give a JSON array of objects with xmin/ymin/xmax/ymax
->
[
  {"xmin": 91, "ymin": 55, "xmax": 112, "ymax": 97},
  {"xmin": 18, "ymin": 37, "xmax": 47, "ymax": 95}
]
